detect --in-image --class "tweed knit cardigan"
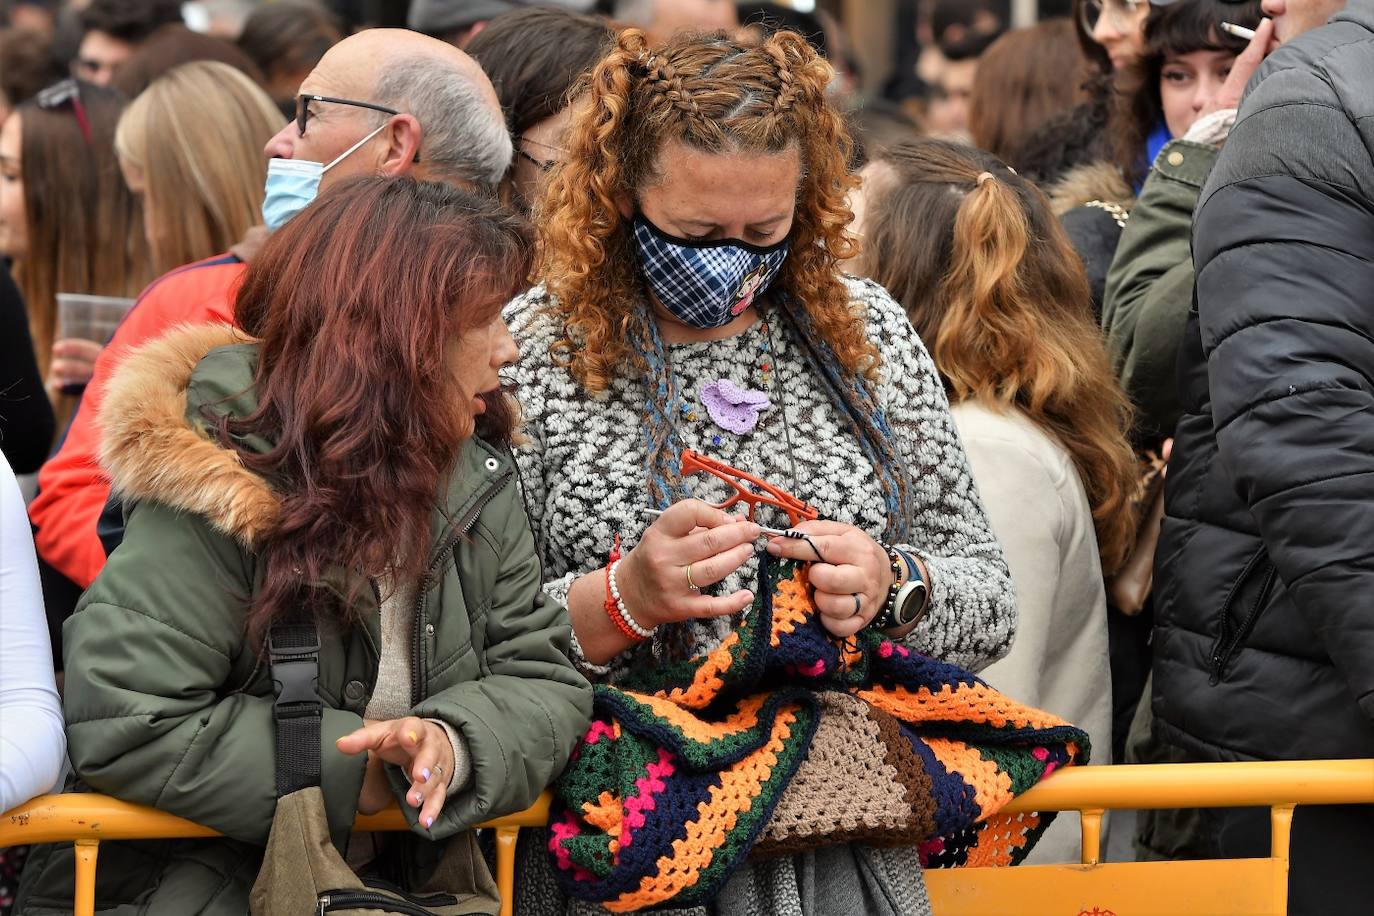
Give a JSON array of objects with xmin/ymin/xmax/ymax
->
[{"xmin": 503, "ymin": 276, "xmax": 1017, "ymax": 678}]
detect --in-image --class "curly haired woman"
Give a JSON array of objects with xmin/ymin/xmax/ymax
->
[{"xmin": 506, "ymin": 27, "xmax": 1016, "ymax": 916}]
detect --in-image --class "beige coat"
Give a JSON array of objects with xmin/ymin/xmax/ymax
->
[{"xmin": 951, "ymin": 400, "xmax": 1112, "ymax": 865}]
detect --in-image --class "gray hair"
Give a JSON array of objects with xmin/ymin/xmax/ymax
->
[{"xmin": 374, "ymin": 56, "xmax": 512, "ymax": 194}]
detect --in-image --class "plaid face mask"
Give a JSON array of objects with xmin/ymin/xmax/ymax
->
[{"xmin": 632, "ymin": 216, "xmax": 790, "ymax": 329}]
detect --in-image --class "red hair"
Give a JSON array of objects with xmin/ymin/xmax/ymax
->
[{"xmin": 223, "ymin": 176, "xmax": 533, "ymax": 641}]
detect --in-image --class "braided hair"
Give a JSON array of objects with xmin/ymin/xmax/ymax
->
[
  {"xmin": 539, "ymin": 27, "xmax": 911, "ymax": 554},
  {"xmin": 541, "ymin": 28, "xmax": 865, "ymax": 386}
]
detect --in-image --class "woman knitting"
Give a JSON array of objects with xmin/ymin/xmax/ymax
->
[{"xmin": 506, "ymin": 27, "xmax": 1016, "ymax": 916}]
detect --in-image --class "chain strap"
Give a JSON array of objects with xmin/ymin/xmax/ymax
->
[{"xmin": 1085, "ymin": 199, "xmax": 1130, "ymax": 230}]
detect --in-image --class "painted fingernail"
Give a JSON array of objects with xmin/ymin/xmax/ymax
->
[
  {"xmin": 425, "ymin": 816, "xmax": 434, "ymax": 828},
  {"xmin": 413, "ymin": 791, "xmax": 423, "ymax": 805},
  {"xmin": 406, "ymin": 730, "xmax": 419, "ymax": 744},
  {"xmin": 422, "ymin": 768, "xmax": 431, "ymax": 782}
]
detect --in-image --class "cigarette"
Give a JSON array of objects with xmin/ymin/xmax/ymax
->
[
  {"xmin": 1220, "ymin": 22, "xmax": 1257, "ymax": 41},
  {"xmin": 639, "ymin": 507, "xmax": 792, "ymax": 538}
]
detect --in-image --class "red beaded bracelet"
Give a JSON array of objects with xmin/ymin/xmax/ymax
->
[{"xmin": 604, "ymin": 563, "xmax": 647, "ymax": 642}]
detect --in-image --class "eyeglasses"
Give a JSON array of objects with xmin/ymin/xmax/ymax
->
[
  {"xmin": 679, "ymin": 450, "xmax": 819, "ymax": 527},
  {"xmin": 1078, "ymin": 0, "xmax": 1146, "ymax": 34},
  {"xmin": 70, "ymin": 57, "xmax": 115, "ymax": 84},
  {"xmin": 294, "ymin": 93, "xmax": 402, "ymax": 138},
  {"xmin": 516, "ymin": 136, "xmax": 567, "ymax": 173},
  {"xmin": 36, "ymin": 79, "xmax": 93, "ymax": 144},
  {"xmin": 516, "ymin": 149, "xmax": 555, "ymax": 172}
]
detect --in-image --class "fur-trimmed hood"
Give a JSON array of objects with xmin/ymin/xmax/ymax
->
[
  {"xmin": 98, "ymin": 322, "xmax": 279, "ymax": 549},
  {"xmin": 98, "ymin": 322, "xmax": 518, "ymax": 557},
  {"xmin": 1048, "ymin": 161, "xmax": 1134, "ymax": 216}
]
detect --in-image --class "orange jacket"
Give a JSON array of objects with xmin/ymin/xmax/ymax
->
[{"xmin": 29, "ymin": 254, "xmax": 247, "ymax": 588}]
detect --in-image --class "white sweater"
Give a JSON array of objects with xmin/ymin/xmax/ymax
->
[
  {"xmin": 951, "ymin": 400, "xmax": 1113, "ymax": 865},
  {"xmin": 0, "ymin": 454, "xmax": 65, "ymax": 812}
]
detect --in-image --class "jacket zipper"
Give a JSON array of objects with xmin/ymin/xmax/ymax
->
[
  {"xmin": 317, "ymin": 887, "xmax": 458, "ymax": 915},
  {"xmin": 1209, "ymin": 551, "xmax": 1277, "ymax": 685},
  {"xmin": 409, "ymin": 468, "xmax": 514, "ymax": 707}
]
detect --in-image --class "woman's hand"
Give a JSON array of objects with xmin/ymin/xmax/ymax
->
[
  {"xmin": 337, "ymin": 716, "xmax": 456, "ymax": 829},
  {"xmin": 617, "ymin": 499, "xmax": 761, "ymax": 628},
  {"xmin": 356, "ymin": 750, "xmax": 393, "ymax": 815},
  {"xmin": 48, "ymin": 338, "xmax": 103, "ymax": 391},
  {"xmin": 765, "ymin": 521, "xmax": 894, "ymax": 639}
]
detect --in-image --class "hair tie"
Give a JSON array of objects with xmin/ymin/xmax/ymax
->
[{"xmin": 976, "ymin": 171, "xmax": 995, "ymax": 187}]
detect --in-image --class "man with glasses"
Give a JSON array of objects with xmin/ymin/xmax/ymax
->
[
  {"xmin": 261, "ymin": 27, "xmax": 511, "ymax": 198},
  {"xmin": 30, "ymin": 28, "xmax": 512, "ymax": 610},
  {"xmin": 1152, "ymin": 1, "xmax": 1373, "ymax": 910}
]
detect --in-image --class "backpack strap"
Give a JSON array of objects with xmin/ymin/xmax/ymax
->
[{"xmin": 268, "ymin": 619, "xmax": 324, "ymax": 797}]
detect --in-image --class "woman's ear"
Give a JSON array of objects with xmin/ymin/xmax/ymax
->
[{"xmin": 614, "ymin": 191, "xmax": 634, "ymax": 221}]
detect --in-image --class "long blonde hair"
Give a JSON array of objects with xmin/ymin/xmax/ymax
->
[
  {"xmin": 858, "ymin": 140, "xmax": 1137, "ymax": 574},
  {"xmin": 538, "ymin": 27, "xmax": 869, "ymax": 392},
  {"xmin": 15, "ymin": 80, "xmax": 150, "ymax": 380},
  {"xmin": 115, "ymin": 61, "xmax": 283, "ymax": 275}
]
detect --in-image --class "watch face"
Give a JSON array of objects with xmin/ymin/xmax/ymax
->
[{"xmin": 895, "ymin": 582, "xmax": 928, "ymax": 626}]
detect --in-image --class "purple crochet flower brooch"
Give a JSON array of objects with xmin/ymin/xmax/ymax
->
[{"xmin": 699, "ymin": 379, "xmax": 771, "ymax": 435}]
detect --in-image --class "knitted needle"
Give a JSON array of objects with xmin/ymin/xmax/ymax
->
[{"xmin": 640, "ymin": 507, "xmax": 791, "ymax": 538}]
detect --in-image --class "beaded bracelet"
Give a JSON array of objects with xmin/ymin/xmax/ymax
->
[
  {"xmin": 599, "ymin": 534, "xmax": 646, "ymax": 643},
  {"xmin": 603, "ymin": 563, "xmax": 643, "ymax": 642},
  {"xmin": 882, "ymin": 545, "xmax": 906, "ymax": 616},
  {"xmin": 607, "ymin": 559, "xmax": 655, "ymax": 641}
]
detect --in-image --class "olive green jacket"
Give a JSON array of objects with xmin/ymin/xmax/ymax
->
[
  {"xmin": 1102, "ymin": 139, "xmax": 1220, "ymax": 444},
  {"xmin": 17, "ymin": 324, "xmax": 592, "ymax": 915}
]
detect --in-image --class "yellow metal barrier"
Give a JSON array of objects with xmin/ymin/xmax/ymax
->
[
  {"xmin": 0, "ymin": 792, "xmax": 550, "ymax": 916},
  {"xmin": 926, "ymin": 759, "xmax": 1374, "ymax": 915},
  {"xmin": 4, "ymin": 761, "xmax": 1372, "ymax": 916}
]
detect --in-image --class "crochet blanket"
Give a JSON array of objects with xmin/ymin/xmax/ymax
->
[{"xmin": 549, "ymin": 558, "xmax": 1090, "ymax": 912}]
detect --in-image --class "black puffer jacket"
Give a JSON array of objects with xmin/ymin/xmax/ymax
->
[{"xmin": 1153, "ymin": 2, "xmax": 1374, "ymax": 762}]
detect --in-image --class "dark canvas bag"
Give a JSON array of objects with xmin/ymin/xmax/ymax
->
[{"xmin": 249, "ymin": 620, "xmax": 500, "ymax": 916}]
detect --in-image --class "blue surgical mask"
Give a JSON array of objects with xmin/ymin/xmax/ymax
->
[
  {"xmin": 632, "ymin": 216, "xmax": 790, "ymax": 329},
  {"xmin": 261, "ymin": 121, "xmax": 389, "ymax": 230}
]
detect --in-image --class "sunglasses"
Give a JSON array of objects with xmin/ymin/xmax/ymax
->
[
  {"xmin": 36, "ymin": 79, "xmax": 93, "ymax": 144},
  {"xmin": 679, "ymin": 450, "xmax": 819, "ymax": 527}
]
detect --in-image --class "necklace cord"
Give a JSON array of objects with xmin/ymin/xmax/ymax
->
[{"xmin": 762, "ymin": 305, "xmax": 803, "ymax": 500}]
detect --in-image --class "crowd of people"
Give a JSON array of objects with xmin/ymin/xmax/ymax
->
[{"xmin": 0, "ymin": 0, "xmax": 1370, "ymax": 914}]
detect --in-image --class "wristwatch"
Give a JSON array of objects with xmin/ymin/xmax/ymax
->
[{"xmin": 873, "ymin": 548, "xmax": 929, "ymax": 631}]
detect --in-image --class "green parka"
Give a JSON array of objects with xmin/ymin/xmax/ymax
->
[
  {"xmin": 17, "ymin": 324, "xmax": 592, "ymax": 915},
  {"xmin": 1102, "ymin": 139, "xmax": 1221, "ymax": 444}
]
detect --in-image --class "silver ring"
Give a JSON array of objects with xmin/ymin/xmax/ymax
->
[
  {"xmin": 686, "ymin": 564, "xmax": 701, "ymax": 592},
  {"xmin": 433, "ymin": 763, "xmax": 444, "ymax": 780},
  {"xmin": 852, "ymin": 594, "xmax": 862, "ymax": 617}
]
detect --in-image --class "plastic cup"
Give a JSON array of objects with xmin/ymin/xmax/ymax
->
[{"xmin": 55, "ymin": 293, "xmax": 136, "ymax": 345}]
